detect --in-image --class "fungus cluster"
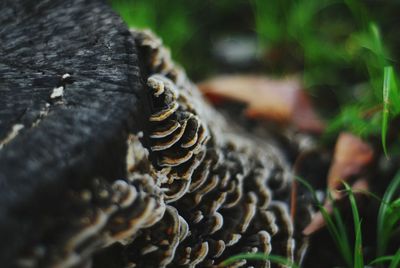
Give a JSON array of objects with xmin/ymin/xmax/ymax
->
[
  {"xmin": 17, "ymin": 175, "xmax": 165, "ymax": 268},
  {"xmin": 121, "ymin": 29, "xmax": 311, "ymax": 267},
  {"xmin": 17, "ymin": 30, "xmax": 310, "ymax": 268}
]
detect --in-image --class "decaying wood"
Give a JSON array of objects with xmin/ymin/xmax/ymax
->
[
  {"xmin": 0, "ymin": 0, "xmax": 145, "ymax": 266},
  {"xmin": 0, "ymin": 1, "xmax": 311, "ymax": 267}
]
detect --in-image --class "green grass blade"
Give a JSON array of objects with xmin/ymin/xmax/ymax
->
[
  {"xmin": 337, "ymin": 188, "xmax": 383, "ymax": 204},
  {"xmin": 343, "ymin": 183, "xmax": 364, "ymax": 268},
  {"xmin": 311, "ymin": 196, "xmax": 349, "ymax": 255},
  {"xmin": 389, "ymin": 248, "xmax": 400, "ymax": 268},
  {"xmin": 368, "ymin": 255, "xmax": 395, "ymax": 266},
  {"xmin": 329, "ymin": 192, "xmax": 353, "ymax": 267},
  {"xmin": 377, "ymin": 170, "xmax": 400, "ymax": 256},
  {"xmin": 387, "ymin": 203, "xmax": 400, "ymax": 230},
  {"xmin": 381, "ymin": 65, "xmax": 400, "ymax": 157},
  {"xmin": 354, "ymin": 223, "xmax": 364, "ymax": 268},
  {"xmin": 369, "ymin": 23, "xmax": 386, "ymax": 69},
  {"xmin": 391, "ymin": 198, "xmax": 400, "ymax": 207},
  {"xmin": 295, "ymin": 176, "xmax": 320, "ymax": 203},
  {"xmin": 329, "ymin": 218, "xmax": 353, "ymax": 267},
  {"xmin": 382, "ymin": 66, "xmax": 392, "ymax": 157},
  {"xmin": 389, "ymin": 69, "xmax": 400, "ymax": 115},
  {"xmin": 219, "ymin": 253, "xmax": 299, "ymax": 268},
  {"xmin": 344, "ymin": 0, "xmax": 369, "ymax": 28},
  {"xmin": 296, "ymin": 177, "xmax": 353, "ymax": 267}
]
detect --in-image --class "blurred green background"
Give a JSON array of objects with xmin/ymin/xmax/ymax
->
[{"xmin": 110, "ymin": 0, "xmax": 400, "ymax": 150}]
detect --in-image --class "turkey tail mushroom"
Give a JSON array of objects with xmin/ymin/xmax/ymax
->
[
  {"xmin": 116, "ymin": 29, "xmax": 313, "ymax": 268},
  {"xmin": 144, "ymin": 73, "xmax": 210, "ymax": 202},
  {"xmin": 17, "ymin": 175, "xmax": 165, "ymax": 268},
  {"xmin": 12, "ymin": 25, "xmax": 311, "ymax": 267}
]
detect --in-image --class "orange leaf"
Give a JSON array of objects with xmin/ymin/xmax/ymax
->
[
  {"xmin": 198, "ymin": 75, "xmax": 324, "ymax": 133},
  {"xmin": 327, "ymin": 132, "xmax": 374, "ymax": 198}
]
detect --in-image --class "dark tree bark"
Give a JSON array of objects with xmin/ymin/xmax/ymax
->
[{"xmin": 0, "ymin": 0, "xmax": 145, "ymax": 266}]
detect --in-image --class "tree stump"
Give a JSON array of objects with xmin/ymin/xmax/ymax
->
[{"xmin": 0, "ymin": 1, "xmax": 311, "ymax": 267}]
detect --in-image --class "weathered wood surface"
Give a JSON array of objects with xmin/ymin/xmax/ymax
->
[{"xmin": 0, "ymin": 0, "xmax": 144, "ymax": 266}]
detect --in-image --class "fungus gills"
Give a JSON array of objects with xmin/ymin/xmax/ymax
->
[
  {"xmin": 121, "ymin": 29, "xmax": 311, "ymax": 268},
  {"xmin": 17, "ymin": 30, "xmax": 311, "ymax": 268}
]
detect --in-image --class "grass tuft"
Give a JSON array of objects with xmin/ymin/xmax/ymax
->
[{"xmin": 298, "ymin": 176, "xmax": 400, "ymax": 268}]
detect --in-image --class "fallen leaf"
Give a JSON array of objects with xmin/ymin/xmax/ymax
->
[
  {"xmin": 198, "ymin": 75, "xmax": 324, "ymax": 133},
  {"xmin": 327, "ymin": 132, "xmax": 374, "ymax": 199},
  {"xmin": 303, "ymin": 133, "xmax": 373, "ymax": 235}
]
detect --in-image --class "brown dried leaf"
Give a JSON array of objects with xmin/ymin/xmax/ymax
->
[
  {"xmin": 303, "ymin": 133, "xmax": 373, "ymax": 236},
  {"xmin": 327, "ymin": 132, "xmax": 374, "ymax": 198},
  {"xmin": 198, "ymin": 75, "xmax": 324, "ymax": 133}
]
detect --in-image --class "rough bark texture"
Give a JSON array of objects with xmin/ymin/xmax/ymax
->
[
  {"xmin": 0, "ymin": 0, "xmax": 144, "ymax": 266},
  {"xmin": 0, "ymin": 1, "xmax": 311, "ymax": 268}
]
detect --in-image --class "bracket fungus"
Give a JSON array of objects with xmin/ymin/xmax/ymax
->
[
  {"xmin": 17, "ymin": 174, "xmax": 166, "ymax": 268},
  {"xmin": 0, "ymin": 2, "xmax": 312, "ymax": 264},
  {"xmin": 11, "ymin": 28, "xmax": 312, "ymax": 268},
  {"xmin": 111, "ymin": 29, "xmax": 312, "ymax": 268}
]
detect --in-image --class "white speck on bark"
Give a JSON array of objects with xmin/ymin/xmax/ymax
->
[
  {"xmin": 51, "ymin": 86, "xmax": 64, "ymax": 99},
  {"xmin": 62, "ymin": 73, "xmax": 71, "ymax": 80},
  {"xmin": 0, "ymin": 124, "xmax": 24, "ymax": 149}
]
